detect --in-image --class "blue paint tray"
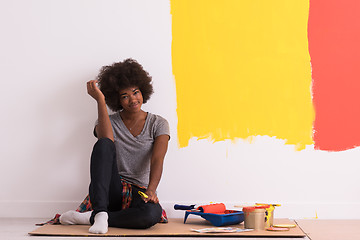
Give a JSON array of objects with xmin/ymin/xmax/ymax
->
[{"xmin": 184, "ymin": 210, "xmax": 244, "ymax": 227}]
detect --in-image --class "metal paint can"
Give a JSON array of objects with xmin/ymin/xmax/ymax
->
[{"xmin": 242, "ymin": 205, "xmax": 268, "ymax": 230}]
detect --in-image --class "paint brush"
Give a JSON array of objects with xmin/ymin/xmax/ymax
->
[{"xmin": 138, "ymin": 191, "xmax": 148, "ymax": 199}]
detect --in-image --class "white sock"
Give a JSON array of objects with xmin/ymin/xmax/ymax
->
[
  {"xmin": 89, "ymin": 211, "xmax": 108, "ymax": 234},
  {"xmin": 59, "ymin": 210, "xmax": 91, "ymax": 225}
]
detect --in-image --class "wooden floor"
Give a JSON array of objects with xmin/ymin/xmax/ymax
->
[
  {"xmin": 295, "ymin": 219, "xmax": 360, "ymax": 240},
  {"xmin": 1, "ymin": 218, "xmax": 359, "ymax": 240}
]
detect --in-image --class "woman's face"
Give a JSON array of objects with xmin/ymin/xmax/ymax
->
[{"xmin": 119, "ymin": 86, "xmax": 143, "ymax": 112}]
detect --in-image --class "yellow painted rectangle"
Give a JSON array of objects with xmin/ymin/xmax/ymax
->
[{"xmin": 171, "ymin": 0, "xmax": 314, "ymax": 150}]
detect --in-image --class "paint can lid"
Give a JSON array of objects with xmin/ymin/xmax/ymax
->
[
  {"xmin": 273, "ymin": 224, "xmax": 297, "ymax": 228},
  {"xmin": 243, "ymin": 205, "xmax": 269, "ymax": 212},
  {"xmin": 266, "ymin": 226, "xmax": 290, "ymax": 231}
]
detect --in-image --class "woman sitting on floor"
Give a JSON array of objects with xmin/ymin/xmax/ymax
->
[{"xmin": 59, "ymin": 58, "xmax": 170, "ymax": 234}]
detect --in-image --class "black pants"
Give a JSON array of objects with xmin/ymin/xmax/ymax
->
[{"xmin": 88, "ymin": 138, "xmax": 162, "ymax": 229}]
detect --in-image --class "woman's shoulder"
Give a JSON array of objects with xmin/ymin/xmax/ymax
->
[
  {"xmin": 108, "ymin": 111, "xmax": 121, "ymax": 121},
  {"xmin": 147, "ymin": 112, "xmax": 168, "ymax": 125},
  {"xmin": 107, "ymin": 112, "xmax": 124, "ymax": 129},
  {"xmin": 147, "ymin": 112, "xmax": 170, "ymax": 138}
]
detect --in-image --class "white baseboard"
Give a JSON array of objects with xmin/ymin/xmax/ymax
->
[
  {"xmin": 0, "ymin": 201, "xmax": 80, "ymax": 218},
  {"xmin": 161, "ymin": 202, "xmax": 360, "ymax": 220},
  {"xmin": 1, "ymin": 201, "xmax": 360, "ymax": 219}
]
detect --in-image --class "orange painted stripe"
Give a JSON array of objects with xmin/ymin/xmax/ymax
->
[{"xmin": 309, "ymin": 0, "xmax": 360, "ymax": 151}]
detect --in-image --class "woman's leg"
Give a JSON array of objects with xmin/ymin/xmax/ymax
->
[
  {"xmin": 88, "ymin": 138, "xmax": 123, "ymax": 233},
  {"xmin": 88, "ymin": 138, "xmax": 120, "ymax": 214},
  {"xmin": 107, "ymin": 186, "xmax": 162, "ymax": 229},
  {"xmin": 60, "ymin": 138, "xmax": 120, "ymax": 229}
]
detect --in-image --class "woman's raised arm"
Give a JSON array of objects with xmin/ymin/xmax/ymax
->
[{"xmin": 87, "ymin": 80, "xmax": 114, "ymax": 141}]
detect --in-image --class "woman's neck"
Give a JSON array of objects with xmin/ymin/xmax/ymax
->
[{"xmin": 120, "ymin": 109, "xmax": 146, "ymax": 121}]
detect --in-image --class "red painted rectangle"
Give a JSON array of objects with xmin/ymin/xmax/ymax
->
[{"xmin": 309, "ymin": 0, "xmax": 360, "ymax": 151}]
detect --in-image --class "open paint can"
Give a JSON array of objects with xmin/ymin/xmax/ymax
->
[
  {"xmin": 255, "ymin": 203, "xmax": 279, "ymax": 227},
  {"xmin": 242, "ymin": 205, "xmax": 269, "ymax": 230}
]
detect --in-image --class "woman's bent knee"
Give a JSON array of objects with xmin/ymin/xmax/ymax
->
[
  {"xmin": 95, "ymin": 138, "xmax": 115, "ymax": 148},
  {"xmin": 92, "ymin": 138, "xmax": 115, "ymax": 155},
  {"xmin": 137, "ymin": 203, "xmax": 162, "ymax": 229},
  {"xmin": 90, "ymin": 137, "xmax": 116, "ymax": 167}
]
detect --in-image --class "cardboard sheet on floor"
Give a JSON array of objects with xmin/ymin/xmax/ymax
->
[{"xmin": 29, "ymin": 218, "xmax": 306, "ymax": 237}]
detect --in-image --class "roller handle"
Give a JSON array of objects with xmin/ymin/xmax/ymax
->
[{"xmin": 174, "ymin": 204, "xmax": 196, "ymax": 210}]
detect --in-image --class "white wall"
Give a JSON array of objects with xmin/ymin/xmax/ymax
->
[{"xmin": 1, "ymin": 0, "xmax": 359, "ymax": 219}]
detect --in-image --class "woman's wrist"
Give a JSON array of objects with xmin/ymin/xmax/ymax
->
[
  {"xmin": 96, "ymin": 97, "xmax": 106, "ymax": 105},
  {"xmin": 146, "ymin": 188, "xmax": 156, "ymax": 194}
]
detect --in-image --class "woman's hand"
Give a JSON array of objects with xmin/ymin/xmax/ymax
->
[
  {"xmin": 87, "ymin": 80, "xmax": 105, "ymax": 102},
  {"xmin": 143, "ymin": 189, "xmax": 159, "ymax": 204}
]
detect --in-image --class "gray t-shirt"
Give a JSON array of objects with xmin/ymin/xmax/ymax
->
[{"xmin": 96, "ymin": 112, "xmax": 170, "ymax": 187}]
